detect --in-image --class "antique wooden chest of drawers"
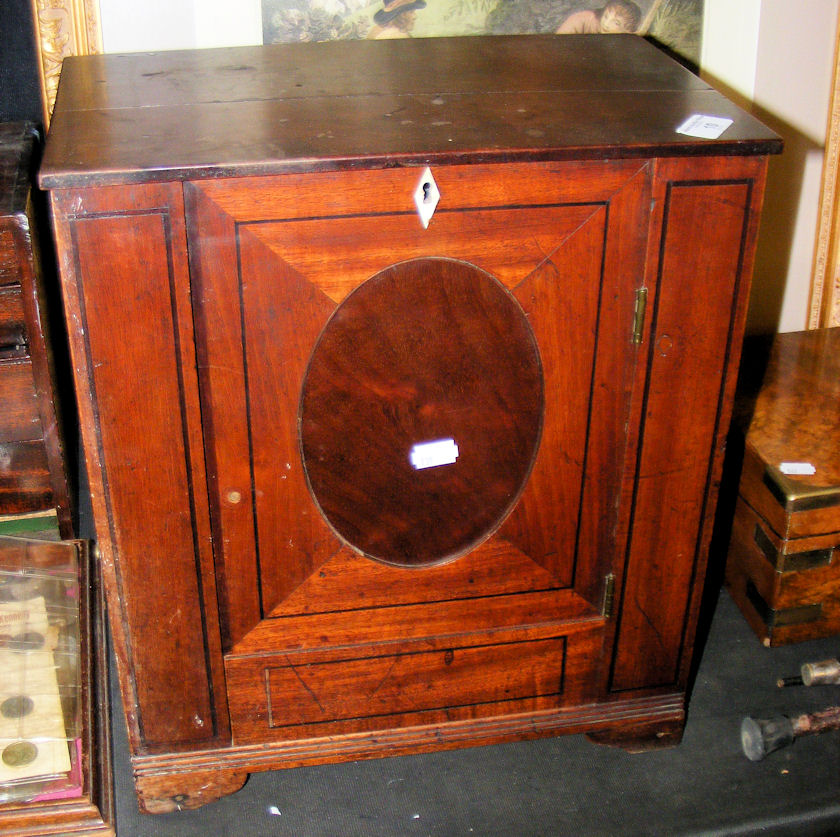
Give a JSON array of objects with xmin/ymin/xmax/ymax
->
[
  {"xmin": 39, "ymin": 34, "xmax": 780, "ymax": 812},
  {"xmin": 727, "ymin": 328, "xmax": 840, "ymax": 646},
  {"xmin": 0, "ymin": 123, "xmax": 71, "ymax": 536}
]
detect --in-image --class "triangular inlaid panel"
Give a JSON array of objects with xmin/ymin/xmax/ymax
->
[
  {"xmin": 504, "ymin": 207, "xmax": 608, "ymax": 586},
  {"xmin": 242, "ymin": 204, "xmax": 601, "ymax": 300},
  {"xmin": 237, "ymin": 226, "xmax": 341, "ymax": 612},
  {"xmin": 267, "ymin": 538, "xmax": 562, "ymax": 619}
]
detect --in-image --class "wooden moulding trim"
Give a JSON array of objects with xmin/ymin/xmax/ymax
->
[
  {"xmin": 39, "ymin": 141, "xmax": 784, "ymax": 192},
  {"xmin": 130, "ymin": 693, "xmax": 685, "ymax": 776},
  {"xmin": 810, "ymin": 11, "xmax": 840, "ymax": 328},
  {"xmin": 29, "ymin": 0, "xmax": 103, "ymax": 127},
  {"xmin": 0, "ymin": 800, "xmax": 113, "ymax": 835}
]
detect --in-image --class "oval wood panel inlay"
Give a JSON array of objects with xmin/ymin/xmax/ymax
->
[{"xmin": 299, "ymin": 257, "xmax": 544, "ymax": 567}]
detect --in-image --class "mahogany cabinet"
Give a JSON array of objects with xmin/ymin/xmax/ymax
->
[
  {"xmin": 0, "ymin": 123, "xmax": 72, "ymax": 536},
  {"xmin": 39, "ymin": 35, "xmax": 780, "ymax": 812}
]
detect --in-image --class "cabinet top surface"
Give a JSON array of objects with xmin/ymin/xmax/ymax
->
[{"xmin": 40, "ymin": 34, "xmax": 780, "ymax": 189}]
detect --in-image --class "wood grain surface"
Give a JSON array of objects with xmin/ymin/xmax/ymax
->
[
  {"xmin": 39, "ymin": 35, "xmax": 780, "ymax": 189},
  {"xmin": 300, "ymin": 257, "xmax": 543, "ymax": 566}
]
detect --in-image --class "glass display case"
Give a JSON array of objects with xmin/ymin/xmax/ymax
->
[{"xmin": 0, "ymin": 535, "xmax": 112, "ymax": 835}]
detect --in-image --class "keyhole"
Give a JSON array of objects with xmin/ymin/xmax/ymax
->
[{"xmin": 413, "ymin": 167, "xmax": 439, "ymax": 229}]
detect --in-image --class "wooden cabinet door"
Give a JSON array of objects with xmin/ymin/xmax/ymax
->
[{"xmin": 187, "ymin": 160, "xmax": 651, "ymax": 741}]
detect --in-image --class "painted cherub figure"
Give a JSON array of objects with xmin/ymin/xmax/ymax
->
[{"xmin": 557, "ymin": 1, "xmax": 642, "ymax": 34}]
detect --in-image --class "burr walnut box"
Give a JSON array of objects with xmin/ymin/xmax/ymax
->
[
  {"xmin": 726, "ymin": 328, "xmax": 840, "ymax": 646},
  {"xmin": 39, "ymin": 34, "xmax": 780, "ymax": 812}
]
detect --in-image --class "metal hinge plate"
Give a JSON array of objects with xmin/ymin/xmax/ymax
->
[
  {"xmin": 602, "ymin": 573, "xmax": 616, "ymax": 618},
  {"xmin": 632, "ymin": 287, "xmax": 648, "ymax": 344}
]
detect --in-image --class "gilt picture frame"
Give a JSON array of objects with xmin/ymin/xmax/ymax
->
[
  {"xmin": 810, "ymin": 12, "xmax": 840, "ymax": 328},
  {"xmin": 29, "ymin": 0, "xmax": 103, "ymax": 127}
]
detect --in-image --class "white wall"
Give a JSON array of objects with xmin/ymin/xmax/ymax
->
[
  {"xmin": 702, "ymin": 0, "xmax": 839, "ymax": 333},
  {"xmin": 701, "ymin": 0, "xmax": 762, "ymax": 101},
  {"xmin": 99, "ymin": 0, "xmax": 262, "ymax": 52}
]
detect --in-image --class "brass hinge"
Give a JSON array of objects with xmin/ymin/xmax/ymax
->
[
  {"xmin": 601, "ymin": 573, "xmax": 616, "ymax": 618},
  {"xmin": 632, "ymin": 287, "xmax": 648, "ymax": 344}
]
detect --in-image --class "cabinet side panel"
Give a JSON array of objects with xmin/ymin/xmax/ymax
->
[
  {"xmin": 611, "ymin": 158, "xmax": 766, "ymax": 692},
  {"xmin": 50, "ymin": 185, "xmax": 228, "ymax": 751}
]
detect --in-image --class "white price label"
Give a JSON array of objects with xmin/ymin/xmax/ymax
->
[
  {"xmin": 779, "ymin": 462, "xmax": 816, "ymax": 476},
  {"xmin": 676, "ymin": 114, "xmax": 733, "ymax": 139},
  {"xmin": 410, "ymin": 439, "xmax": 459, "ymax": 470}
]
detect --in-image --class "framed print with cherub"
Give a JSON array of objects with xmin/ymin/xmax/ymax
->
[{"xmin": 262, "ymin": 0, "xmax": 704, "ymax": 68}]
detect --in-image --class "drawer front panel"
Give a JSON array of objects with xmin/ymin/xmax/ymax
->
[
  {"xmin": 0, "ymin": 285, "xmax": 26, "ymax": 349},
  {"xmin": 225, "ymin": 627, "xmax": 604, "ymax": 745},
  {"xmin": 0, "ymin": 359, "xmax": 41, "ymax": 442},
  {"xmin": 266, "ymin": 635, "xmax": 566, "ymax": 728},
  {"xmin": 0, "ymin": 228, "xmax": 19, "ymax": 287},
  {"xmin": 226, "ymin": 614, "xmax": 604, "ymax": 745},
  {"xmin": 0, "ymin": 439, "xmax": 51, "ymax": 513}
]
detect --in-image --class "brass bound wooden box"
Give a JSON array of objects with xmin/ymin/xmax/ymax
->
[
  {"xmin": 727, "ymin": 328, "xmax": 840, "ymax": 646},
  {"xmin": 39, "ymin": 34, "xmax": 780, "ymax": 812}
]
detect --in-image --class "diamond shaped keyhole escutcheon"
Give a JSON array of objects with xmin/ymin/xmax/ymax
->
[{"xmin": 413, "ymin": 167, "xmax": 440, "ymax": 229}]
